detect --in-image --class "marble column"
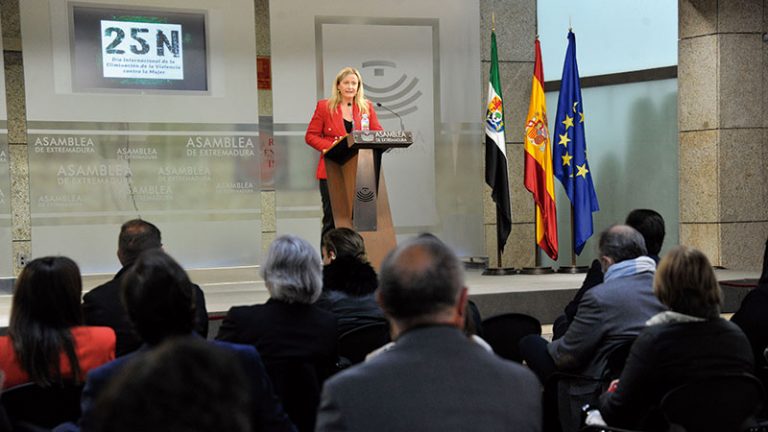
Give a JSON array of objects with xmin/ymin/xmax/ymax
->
[
  {"xmin": 481, "ymin": 0, "xmax": 537, "ymax": 268},
  {"xmin": 255, "ymin": 0, "xmax": 277, "ymax": 253},
  {"xmin": 1, "ymin": 0, "xmax": 31, "ymax": 276},
  {"xmin": 678, "ymin": 0, "xmax": 768, "ymax": 269}
]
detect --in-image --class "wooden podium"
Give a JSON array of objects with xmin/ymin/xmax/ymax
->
[{"xmin": 324, "ymin": 130, "xmax": 413, "ymax": 269}]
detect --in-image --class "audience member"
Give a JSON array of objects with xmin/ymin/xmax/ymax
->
[
  {"xmin": 315, "ymin": 235, "xmax": 542, "ymax": 432},
  {"xmin": 216, "ymin": 235, "xmax": 337, "ymax": 432},
  {"xmin": 553, "ymin": 209, "xmax": 665, "ymax": 339},
  {"xmin": 80, "ymin": 249, "xmax": 295, "ymax": 432},
  {"xmin": 520, "ymin": 225, "xmax": 666, "ymax": 432},
  {"xmin": 0, "ymin": 256, "xmax": 114, "ymax": 389},
  {"xmin": 731, "ymin": 236, "xmax": 768, "ymax": 393},
  {"xmin": 82, "ymin": 219, "xmax": 208, "ymax": 356},
  {"xmin": 320, "ymin": 227, "xmax": 367, "ymax": 264},
  {"xmin": 315, "ymin": 228, "xmax": 385, "ymax": 335},
  {"xmin": 598, "ymin": 246, "xmax": 753, "ymax": 430},
  {"xmin": 88, "ymin": 338, "xmax": 252, "ymax": 432}
]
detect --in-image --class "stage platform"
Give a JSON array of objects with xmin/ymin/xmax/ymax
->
[{"xmin": 0, "ymin": 266, "xmax": 759, "ymax": 333}]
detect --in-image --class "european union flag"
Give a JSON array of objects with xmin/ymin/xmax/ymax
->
[{"xmin": 552, "ymin": 31, "xmax": 599, "ymax": 255}]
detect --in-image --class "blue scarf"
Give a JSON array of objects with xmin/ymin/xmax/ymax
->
[{"xmin": 604, "ymin": 256, "xmax": 656, "ymax": 282}]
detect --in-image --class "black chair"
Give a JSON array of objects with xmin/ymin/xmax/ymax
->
[
  {"xmin": 337, "ymin": 322, "xmax": 390, "ymax": 366},
  {"xmin": 481, "ymin": 313, "xmax": 541, "ymax": 362},
  {"xmin": 660, "ymin": 373, "xmax": 764, "ymax": 432},
  {"xmin": 1, "ymin": 381, "xmax": 84, "ymax": 430}
]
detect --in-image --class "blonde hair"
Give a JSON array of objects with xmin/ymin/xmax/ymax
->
[
  {"xmin": 654, "ymin": 245, "xmax": 722, "ymax": 319},
  {"xmin": 327, "ymin": 67, "xmax": 369, "ymax": 116}
]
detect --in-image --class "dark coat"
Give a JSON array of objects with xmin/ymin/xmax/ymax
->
[
  {"xmin": 315, "ymin": 257, "xmax": 385, "ymax": 335},
  {"xmin": 316, "ymin": 326, "xmax": 542, "ymax": 432},
  {"xmin": 216, "ymin": 299, "xmax": 337, "ymax": 432},
  {"xmin": 731, "ymin": 237, "xmax": 768, "ymax": 374},
  {"xmin": 216, "ymin": 299, "xmax": 337, "ymax": 367},
  {"xmin": 83, "ymin": 266, "xmax": 209, "ymax": 357},
  {"xmin": 599, "ymin": 318, "xmax": 754, "ymax": 429}
]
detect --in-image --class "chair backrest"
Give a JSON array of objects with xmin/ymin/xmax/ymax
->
[
  {"xmin": 660, "ymin": 373, "xmax": 764, "ymax": 432},
  {"xmin": 481, "ymin": 313, "xmax": 542, "ymax": 362},
  {"xmin": 265, "ymin": 360, "xmax": 323, "ymax": 432},
  {"xmin": 337, "ymin": 322, "xmax": 391, "ymax": 365},
  {"xmin": 1, "ymin": 381, "xmax": 84, "ymax": 429}
]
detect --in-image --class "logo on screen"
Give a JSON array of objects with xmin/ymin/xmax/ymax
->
[
  {"xmin": 101, "ymin": 20, "xmax": 184, "ymax": 80},
  {"xmin": 361, "ymin": 60, "xmax": 422, "ymax": 118}
]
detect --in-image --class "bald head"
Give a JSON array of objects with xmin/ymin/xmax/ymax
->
[
  {"xmin": 378, "ymin": 236, "xmax": 465, "ymax": 324},
  {"xmin": 598, "ymin": 224, "xmax": 647, "ymax": 265}
]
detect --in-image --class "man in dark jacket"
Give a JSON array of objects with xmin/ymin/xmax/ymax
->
[
  {"xmin": 315, "ymin": 235, "xmax": 542, "ymax": 432},
  {"xmin": 83, "ymin": 219, "xmax": 208, "ymax": 356}
]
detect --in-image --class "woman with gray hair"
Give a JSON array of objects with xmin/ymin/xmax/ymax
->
[{"xmin": 216, "ymin": 235, "xmax": 338, "ymax": 432}]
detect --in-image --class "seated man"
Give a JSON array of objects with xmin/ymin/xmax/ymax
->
[
  {"xmin": 80, "ymin": 249, "xmax": 295, "ymax": 432},
  {"xmin": 520, "ymin": 225, "xmax": 666, "ymax": 432},
  {"xmin": 553, "ymin": 209, "xmax": 665, "ymax": 339},
  {"xmin": 83, "ymin": 219, "xmax": 208, "ymax": 356},
  {"xmin": 315, "ymin": 235, "xmax": 542, "ymax": 432}
]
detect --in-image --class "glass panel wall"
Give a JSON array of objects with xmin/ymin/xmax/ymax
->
[
  {"xmin": 270, "ymin": 0, "xmax": 484, "ymax": 257},
  {"xmin": 20, "ymin": 0, "xmax": 262, "ymax": 273}
]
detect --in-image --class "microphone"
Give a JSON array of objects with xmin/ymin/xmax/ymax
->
[{"xmin": 376, "ymin": 102, "xmax": 405, "ymax": 131}]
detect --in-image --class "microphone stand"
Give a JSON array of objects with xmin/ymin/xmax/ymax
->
[{"xmin": 375, "ymin": 102, "xmax": 405, "ymax": 131}]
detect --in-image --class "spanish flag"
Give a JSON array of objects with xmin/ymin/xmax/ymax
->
[{"xmin": 524, "ymin": 38, "xmax": 558, "ymax": 260}]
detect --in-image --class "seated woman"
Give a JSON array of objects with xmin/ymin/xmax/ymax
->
[
  {"xmin": 315, "ymin": 228, "xmax": 385, "ymax": 335},
  {"xmin": 0, "ymin": 256, "xmax": 115, "ymax": 389},
  {"xmin": 216, "ymin": 235, "xmax": 337, "ymax": 432},
  {"xmin": 598, "ymin": 246, "xmax": 753, "ymax": 430},
  {"xmin": 731, "ymin": 237, "xmax": 768, "ymax": 392}
]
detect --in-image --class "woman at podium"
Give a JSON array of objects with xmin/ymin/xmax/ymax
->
[{"xmin": 305, "ymin": 66, "xmax": 382, "ymax": 238}]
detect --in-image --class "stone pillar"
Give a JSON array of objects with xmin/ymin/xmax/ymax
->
[
  {"xmin": 255, "ymin": 0, "xmax": 276, "ymax": 254},
  {"xmin": 481, "ymin": 0, "xmax": 536, "ymax": 268},
  {"xmin": 678, "ymin": 0, "xmax": 768, "ymax": 269},
  {"xmin": 1, "ymin": 0, "xmax": 31, "ymax": 276}
]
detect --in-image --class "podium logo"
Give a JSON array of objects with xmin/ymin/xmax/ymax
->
[
  {"xmin": 356, "ymin": 187, "xmax": 375, "ymax": 203},
  {"xmin": 361, "ymin": 131, "xmax": 374, "ymax": 142},
  {"xmin": 362, "ymin": 60, "xmax": 421, "ymax": 118}
]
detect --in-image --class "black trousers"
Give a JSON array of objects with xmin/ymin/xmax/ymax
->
[{"xmin": 319, "ymin": 179, "xmax": 335, "ymax": 240}]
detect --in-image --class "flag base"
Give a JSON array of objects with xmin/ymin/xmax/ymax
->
[
  {"xmin": 482, "ymin": 267, "xmax": 518, "ymax": 276},
  {"xmin": 463, "ymin": 256, "xmax": 489, "ymax": 270},
  {"xmin": 556, "ymin": 265, "xmax": 589, "ymax": 274},
  {"xmin": 520, "ymin": 266, "xmax": 555, "ymax": 275}
]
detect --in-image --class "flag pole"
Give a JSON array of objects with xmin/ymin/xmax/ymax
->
[
  {"xmin": 521, "ymin": 208, "xmax": 554, "ymax": 274},
  {"xmin": 483, "ymin": 207, "xmax": 517, "ymax": 276},
  {"xmin": 482, "ymin": 13, "xmax": 515, "ymax": 276},
  {"xmin": 557, "ymin": 205, "xmax": 588, "ymax": 273}
]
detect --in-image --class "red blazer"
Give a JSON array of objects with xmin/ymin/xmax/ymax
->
[
  {"xmin": 305, "ymin": 99, "xmax": 382, "ymax": 179},
  {"xmin": 0, "ymin": 326, "xmax": 115, "ymax": 389}
]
